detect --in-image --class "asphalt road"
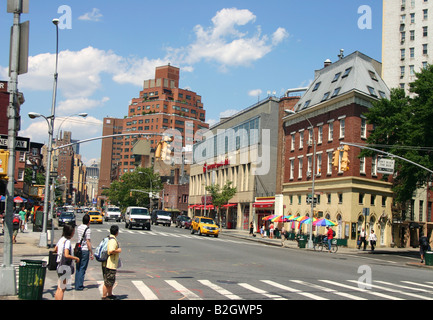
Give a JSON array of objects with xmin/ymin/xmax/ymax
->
[{"xmin": 32, "ymin": 215, "xmax": 433, "ymax": 302}]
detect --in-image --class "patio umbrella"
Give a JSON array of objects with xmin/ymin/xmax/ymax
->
[
  {"xmin": 300, "ymin": 217, "xmax": 318, "ymax": 224},
  {"xmin": 262, "ymin": 215, "xmax": 277, "ymax": 221},
  {"xmin": 13, "ymin": 196, "xmax": 27, "ymax": 203},
  {"xmin": 0, "ymin": 195, "xmax": 5, "ymax": 202},
  {"xmin": 270, "ymin": 215, "xmax": 292, "ymax": 222},
  {"xmin": 293, "ymin": 215, "xmax": 308, "ymax": 222},
  {"xmin": 313, "ymin": 218, "xmax": 337, "ymax": 227}
]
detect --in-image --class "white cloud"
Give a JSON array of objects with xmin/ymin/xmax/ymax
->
[
  {"xmin": 248, "ymin": 89, "xmax": 262, "ymax": 97},
  {"xmin": 57, "ymin": 97, "xmax": 110, "ymax": 114},
  {"xmin": 78, "ymin": 8, "xmax": 103, "ymax": 22},
  {"xmin": 167, "ymin": 8, "xmax": 288, "ymax": 69}
]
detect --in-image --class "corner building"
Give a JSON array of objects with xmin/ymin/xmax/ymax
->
[{"xmin": 282, "ymin": 51, "xmax": 394, "ymax": 248}]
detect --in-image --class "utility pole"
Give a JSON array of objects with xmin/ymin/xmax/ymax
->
[{"xmin": 0, "ymin": 0, "xmax": 29, "ymax": 296}]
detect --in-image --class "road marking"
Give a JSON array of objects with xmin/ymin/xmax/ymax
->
[
  {"xmin": 376, "ymin": 280, "xmax": 433, "ymax": 294},
  {"xmin": 198, "ymin": 280, "xmax": 243, "ymax": 300},
  {"xmin": 238, "ymin": 282, "xmax": 287, "ymax": 300},
  {"xmin": 319, "ymin": 280, "xmax": 404, "ymax": 300},
  {"xmin": 261, "ymin": 280, "xmax": 328, "ymax": 300},
  {"xmin": 165, "ymin": 280, "xmax": 202, "ymax": 300},
  {"xmin": 402, "ymin": 281, "xmax": 433, "ymax": 290},
  {"xmin": 290, "ymin": 280, "xmax": 366, "ymax": 300},
  {"xmin": 348, "ymin": 280, "xmax": 431, "ymax": 300},
  {"xmin": 132, "ymin": 280, "xmax": 159, "ymax": 300}
]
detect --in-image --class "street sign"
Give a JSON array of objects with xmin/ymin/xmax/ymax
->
[
  {"xmin": 0, "ymin": 135, "xmax": 30, "ymax": 151},
  {"xmin": 377, "ymin": 158, "xmax": 395, "ymax": 174}
]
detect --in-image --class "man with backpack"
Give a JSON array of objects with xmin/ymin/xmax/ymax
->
[
  {"xmin": 326, "ymin": 226, "xmax": 334, "ymax": 253},
  {"xmin": 12, "ymin": 210, "xmax": 21, "ymax": 243},
  {"xmin": 101, "ymin": 225, "xmax": 122, "ymax": 300}
]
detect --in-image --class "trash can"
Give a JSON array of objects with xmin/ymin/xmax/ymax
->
[
  {"xmin": 425, "ymin": 251, "xmax": 433, "ymax": 266},
  {"xmin": 298, "ymin": 238, "xmax": 307, "ymax": 248},
  {"xmin": 18, "ymin": 260, "xmax": 47, "ymax": 300}
]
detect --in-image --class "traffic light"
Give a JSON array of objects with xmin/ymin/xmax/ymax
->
[
  {"xmin": 340, "ymin": 145, "xmax": 350, "ymax": 171},
  {"xmin": 0, "ymin": 150, "xmax": 9, "ymax": 180},
  {"xmin": 155, "ymin": 136, "xmax": 172, "ymax": 161},
  {"xmin": 332, "ymin": 150, "xmax": 340, "ymax": 169}
]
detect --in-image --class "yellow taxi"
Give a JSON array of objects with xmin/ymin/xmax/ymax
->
[
  {"xmin": 190, "ymin": 216, "xmax": 219, "ymax": 237},
  {"xmin": 88, "ymin": 210, "xmax": 103, "ymax": 224}
]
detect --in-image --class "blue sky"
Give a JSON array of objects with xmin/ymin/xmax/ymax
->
[{"xmin": 0, "ymin": 0, "xmax": 383, "ymax": 165}]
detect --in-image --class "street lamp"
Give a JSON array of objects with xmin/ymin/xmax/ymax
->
[
  {"xmin": 285, "ymin": 109, "xmax": 316, "ymax": 249},
  {"xmin": 56, "ymin": 112, "xmax": 88, "ymax": 140}
]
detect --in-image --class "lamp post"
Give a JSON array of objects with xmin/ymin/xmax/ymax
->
[
  {"xmin": 56, "ymin": 112, "xmax": 88, "ymax": 140},
  {"xmin": 285, "ymin": 109, "xmax": 316, "ymax": 249}
]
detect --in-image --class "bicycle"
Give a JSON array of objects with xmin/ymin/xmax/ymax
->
[{"xmin": 313, "ymin": 236, "xmax": 338, "ymax": 253}]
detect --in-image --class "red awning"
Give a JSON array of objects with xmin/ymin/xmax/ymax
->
[
  {"xmin": 223, "ymin": 203, "xmax": 237, "ymax": 208},
  {"xmin": 252, "ymin": 201, "xmax": 274, "ymax": 208}
]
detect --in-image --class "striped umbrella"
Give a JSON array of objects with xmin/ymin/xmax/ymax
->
[{"xmin": 313, "ymin": 218, "xmax": 337, "ymax": 227}]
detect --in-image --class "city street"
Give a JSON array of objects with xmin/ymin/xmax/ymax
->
[{"xmin": 2, "ymin": 214, "xmax": 433, "ymax": 303}]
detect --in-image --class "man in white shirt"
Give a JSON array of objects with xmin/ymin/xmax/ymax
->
[{"xmin": 75, "ymin": 214, "xmax": 93, "ymax": 290}]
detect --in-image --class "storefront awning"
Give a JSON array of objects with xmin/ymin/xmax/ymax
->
[
  {"xmin": 223, "ymin": 203, "xmax": 237, "ymax": 208},
  {"xmin": 252, "ymin": 201, "xmax": 274, "ymax": 208}
]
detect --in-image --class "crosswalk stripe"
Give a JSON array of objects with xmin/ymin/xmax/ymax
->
[
  {"xmin": 402, "ymin": 281, "xmax": 433, "ymax": 290},
  {"xmin": 347, "ymin": 280, "xmax": 430, "ymax": 300},
  {"xmin": 376, "ymin": 280, "xmax": 433, "ymax": 294},
  {"xmin": 198, "ymin": 280, "xmax": 243, "ymax": 300},
  {"xmin": 319, "ymin": 280, "xmax": 404, "ymax": 300},
  {"xmin": 165, "ymin": 280, "xmax": 202, "ymax": 300},
  {"xmin": 261, "ymin": 280, "xmax": 327, "ymax": 300},
  {"xmin": 132, "ymin": 280, "xmax": 159, "ymax": 300},
  {"xmin": 238, "ymin": 282, "xmax": 287, "ymax": 300},
  {"xmin": 290, "ymin": 280, "xmax": 367, "ymax": 300}
]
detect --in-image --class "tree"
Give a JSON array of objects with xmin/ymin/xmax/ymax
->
[
  {"xmin": 205, "ymin": 181, "xmax": 237, "ymax": 227},
  {"xmin": 102, "ymin": 168, "xmax": 162, "ymax": 210},
  {"xmin": 361, "ymin": 65, "xmax": 433, "ymax": 203}
]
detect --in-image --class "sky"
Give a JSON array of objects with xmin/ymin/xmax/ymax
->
[{"xmin": 0, "ymin": 0, "xmax": 383, "ymax": 166}]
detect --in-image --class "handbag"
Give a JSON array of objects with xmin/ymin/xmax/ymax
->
[
  {"xmin": 48, "ymin": 251, "xmax": 58, "ymax": 271},
  {"xmin": 58, "ymin": 240, "xmax": 75, "ymax": 275},
  {"xmin": 74, "ymin": 227, "xmax": 89, "ymax": 258}
]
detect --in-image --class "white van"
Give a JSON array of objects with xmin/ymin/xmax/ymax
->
[{"xmin": 125, "ymin": 206, "xmax": 151, "ymax": 230}]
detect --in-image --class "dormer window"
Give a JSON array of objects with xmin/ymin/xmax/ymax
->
[
  {"xmin": 313, "ymin": 82, "xmax": 321, "ymax": 91},
  {"xmin": 342, "ymin": 67, "xmax": 352, "ymax": 78},
  {"xmin": 332, "ymin": 72, "xmax": 342, "ymax": 82},
  {"xmin": 367, "ymin": 86, "xmax": 378, "ymax": 97},
  {"xmin": 321, "ymin": 92, "xmax": 330, "ymax": 102},
  {"xmin": 369, "ymin": 70, "xmax": 378, "ymax": 81}
]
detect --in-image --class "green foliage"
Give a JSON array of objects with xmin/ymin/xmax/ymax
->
[
  {"xmin": 102, "ymin": 168, "xmax": 162, "ymax": 209},
  {"xmin": 205, "ymin": 181, "xmax": 237, "ymax": 224},
  {"xmin": 362, "ymin": 65, "xmax": 433, "ymax": 203}
]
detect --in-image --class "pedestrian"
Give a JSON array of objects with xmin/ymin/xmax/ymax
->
[
  {"xmin": 326, "ymin": 226, "xmax": 333, "ymax": 252},
  {"xmin": 368, "ymin": 230, "xmax": 377, "ymax": 252},
  {"xmin": 53, "ymin": 224, "xmax": 80, "ymax": 300},
  {"xmin": 12, "ymin": 210, "xmax": 21, "ymax": 243},
  {"xmin": 281, "ymin": 226, "xmax": 287, "ymax": 247},
  {"xmin": 102, "ymin": 225, "xmax": 122, "ymax": 300},
  {"xmin": 269, "ymin": 223, "xmax": 274, "ymax": 239},
  {"xmin": 75, "ymin": 214, "xmax": 94, "ymax": 291},
  {"xmin": 358, "ymin": 227, "xmax": 367, "ymax": 251},
  {"xmin": 18, "ymin": 207, "xmax": 26, "ymax": 232},
  {"xmin": 249, "ymin": 222, "xmax": 254, "ymax": 237},
  {"xmin": 260, "ymin": 223, "xmax": 265, "ymax": 238},
  {"xmin": 419, "ymin": 232, "xmax": 431, "ymax": 263}
]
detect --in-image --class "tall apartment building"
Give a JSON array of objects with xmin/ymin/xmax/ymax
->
[
  {"xmin": 98, "ymin": 65, "xmax": 209, "ymax": 204},
  {"xmin": 382, "ymin": 0, "xmax": 433, "ymax": 92}
]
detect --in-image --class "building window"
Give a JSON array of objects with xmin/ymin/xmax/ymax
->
[
  {"xmin": 328, "ymin": 121, "xmax": 334, "ymax": 141},
  {"xmin": 410, "ymin": 30, "xmax": 415, "ymax": 41},
  {"xmin": 401, "ymin": 48, "xmax": 406, "ymax": 60},
  {"xmin": 332, "ymin": 72, "xmax": 341, "ymax": 82},
  {"xmin": 321, "ymin": 92, "xmax": 330, "ymax": 102},
  {"xmin": 331, "ymin": 87, "xmax": 341, "ymax": 98},
  {"xmin": 361, "ymin": 118, "xmax": 367, "ymax": 139},
  {"xmin": 290, "ymin": 159, "xmax": 294, "ymax": 180},
  {"xmin": 369, "ymin": 71, "xmax": 378, "ymax": 81},
  {"xmin": 299, "ymin": 131, "xmax": 304, "ymax": 149},
  {"xmin": 360, "ymin": 157, "xmax": 366, "ymax": 174},
  {"xmin": 424, "ymin": 9, "xmax": 428, "ymax": 20},
  {"xmin": 318, "ymin": 125, "xmax": 323, "ymax": 144},
  {"xmin": 291, "ymin": 133, "xmax": 295, "ymax": 151},
  {"xmin": 371, "ymin": 155, "xmax": 378, "ymax": 176},
  {"xmin": 342, "ymin": 67, "xmax": 352, "ymax": 78},
  {"xmin": 401, "ymin": 66, "xmax": 406, "ymax": 77},
  {"xmin": 423, "ymin": 26, "xmax": 428, "ymax": 37},
  {"xmin": 367, "ymin": 86, "xmax": 378, "ymax": 97},
  {"xmin": 339, "ymin": 118, "xmax": 345, "ymax": 139},
  {"xmin": 338, "ymin": 193, "xmax": 343, "ymax": 204},
  {"xmin": 371, "ymin": 195, "xmax": 376, "ymax": 206},
  {"xmin": 327, "ymin": 152, "xmax": 333, "ymax": 175},
  {"xmin": 298, "ymin": 157, "xmax": 303, "ymax": 179},
  {"xmin": 423, "ymin": 44, "xmax": 428, "ymax": 55},
  {"xmin": 313, "ymin": 82, "xmax": 321, "ymax": 91},
  {"xmin": 359, "ymin": 193, "xmax": 365, "ymax": 204},
  {"xmin": 316, "ymin": 153, "xmax": 322, "ymax": 176}
]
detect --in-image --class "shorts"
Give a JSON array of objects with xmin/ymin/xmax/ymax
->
[{"xmin": 102, "ymin": 266, "xmax": 116, "ymax": 287}]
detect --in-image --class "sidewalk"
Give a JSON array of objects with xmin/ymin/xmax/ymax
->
[{"xmin": 221, "ymin": 228, "xmax": 431, "ymax": 268}]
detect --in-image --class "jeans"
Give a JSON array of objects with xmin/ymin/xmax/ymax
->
[
  {"xmin": 328, "ymin": 238, "xmax": 332, "ymax": 251},
  {"xmin": 75, "ymin": 250, "xmax": 90, "ymax": 290}
]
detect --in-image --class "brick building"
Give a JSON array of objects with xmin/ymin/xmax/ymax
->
[
  {"xmin": 281, "ymin": 51, "xmax": 394, "ymax": 248},
  {"xmin": 98, "ymin": 65, "xmax": 209, "ymax": 205}
]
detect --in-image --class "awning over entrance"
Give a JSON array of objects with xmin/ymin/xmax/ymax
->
[
  {"xmin": 222, "ymin": 203, "xmax": 237, "ymax": 208},
  {"xmin": 252, "ymin": 201, "xmax": 274, "ymax": 208}
]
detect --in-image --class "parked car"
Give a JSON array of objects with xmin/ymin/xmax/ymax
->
[
  {"xmin": 105, "ymin": 206, "xmax": 122, "ymax": 222},
  {"xmin": 190, "ymin": 216, "xmax": 219, "ymax": 237},
  {"xmin": 125, "ymin": 206, "xmax": 151, "ymax": 230},
  {"xmin": 175, "ymin": 215, "xmax": 191, "ymax": 228},
  {"xmin": 88, "ymin": 210, "xmax": 103, "ymax": 224},
  {"xmin": 58, "ymin": 211, "xmax": 76, "ymax": 227},
  {"xmin": 151, "ymin": 210, "xmax": 172, "ymax": 226}
]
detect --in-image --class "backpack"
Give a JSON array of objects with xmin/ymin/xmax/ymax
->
[
  {"xmin": 94, "ymin": 237, "xmax": 109, "ymax": 262},
  {"xmin": 421, "ymin": 236, "xmax": 429, "ymax": 249},
  {"xmin": 12, "ymin": 216, "xmax": 20, "ymax": 225},
  {"xmin": 332, "ymin": 230, "xmax": 336, "ymax": 237}
]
